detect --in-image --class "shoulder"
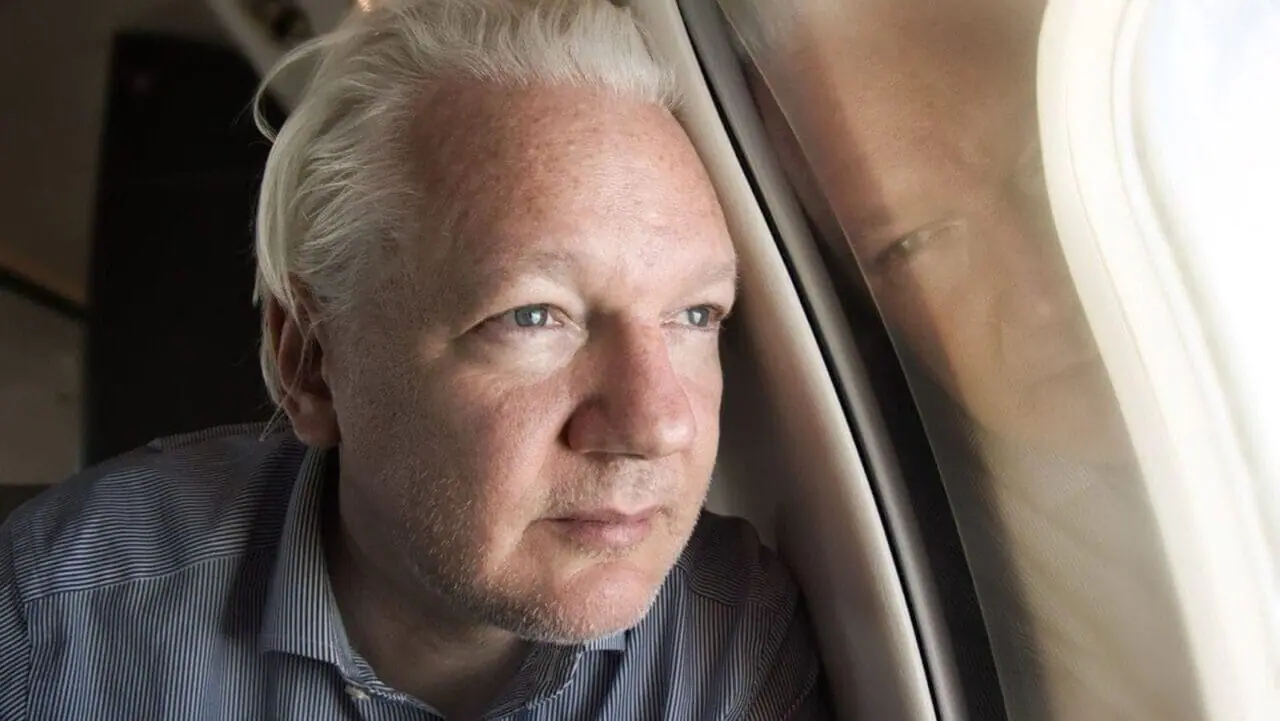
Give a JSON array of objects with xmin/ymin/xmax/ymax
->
[
  {"xmin": 636, "ymin": 512, "xmax": 828, "ymax": 717},
  {"xmin": 0, "ymin": 424, "xmax": 307, "ymax": 605},
  {"xmin": 669, "ymin": 511, "xmax": 799, "ymax": 614}
]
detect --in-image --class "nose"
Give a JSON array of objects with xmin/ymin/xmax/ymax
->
[
  {"xmin": 995, "ymin": 213, "xmax": 1080, "ymax": 330},
  {"xmin": 564, "ymin": 325, "xmax": 698, "ymax": 459}
]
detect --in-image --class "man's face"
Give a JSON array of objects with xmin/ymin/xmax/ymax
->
[
  {"xmin": 760, "ymin": 1, "xmax": 1126, "ymax": 460},
  {"xmin": 325, "ymin": 83, "xmax": 736, "ymax": 643}
]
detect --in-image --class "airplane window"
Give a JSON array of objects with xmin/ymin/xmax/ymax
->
[
  {"xmin": 1130, "ymin": 0, "xmax": 1280, "ymax": 598},
  {"xmin": 714, "ymin": 0, "xmax": 1205, "ymax": 719}
]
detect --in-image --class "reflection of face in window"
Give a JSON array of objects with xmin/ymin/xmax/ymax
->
[{"xmin": 746, "ymin": 0, "xmax": 1127, "ymax": 462}]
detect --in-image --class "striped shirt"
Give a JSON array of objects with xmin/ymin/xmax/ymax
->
[{"xmin": 0, "ymin": 425, "xmax": 829, "ymax": 720}]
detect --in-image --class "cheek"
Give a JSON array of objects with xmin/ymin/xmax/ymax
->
[
  {"xmin": 934, "ymin": 291, "xmax": 1001, "ymax": 377},
  {"xmin": 675, "ymin": 343, "xmax": 726, "ymax": 445},
  {"xmin": 677, "ymin": 353, "xmax": 724, "ymax": 494},
  {"xmin": 693, "ymin": 372, "xmax": 724, "ymax": 449},
  {"xmin": 441, "ymin": 375, "xmax": 577, "ymax": 517},
  {"xmin": 671, "ymin": 337, "xmax": 726, "ymax": 398},
  {"xmin": 878, "ymin": 279, "xmax": 1003, "ymax": 397},
  {"xmin": 876, "ymin": 282, "xmax": 954, "ymax": 373}
]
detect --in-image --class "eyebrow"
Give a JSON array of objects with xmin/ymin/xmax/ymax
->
[
  {"xmin": 447, "ymin": 250, "xmax": 739, "ymax": 310},
  {"xmin": 440, "ymin": 249, "xmax": 574, "ymax": 310},
  {"xmin": 460, "ymin": 249, "xmax": 578, "ymax": 289},
  {"xmin": 698, "ymin": 259, "xmax": 741, "ymax": 288}
]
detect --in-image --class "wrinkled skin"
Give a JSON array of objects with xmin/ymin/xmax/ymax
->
[{"xmin": 272, "ymin": 82, "xmax": 736, "ymax": 707}]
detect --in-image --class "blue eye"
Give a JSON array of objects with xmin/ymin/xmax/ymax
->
[
  {"xmin": 681, "ymin": 305, "xmax": 729, "ymax": 330},
  {"xmin": 685, "ymin": 307, "xmax": 712, "ymax": 328},
  {"xmin": 510, "ymin": 305, "xmax": 551, "ymax": 328}
]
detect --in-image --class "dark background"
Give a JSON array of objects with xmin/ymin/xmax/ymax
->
[
  {"xmin": 1, "ymin": 31, "xmax": 277, "ymax": 516},
  {"xmin": 85, "ymin": 33, "xmax": 279, "ymax": 463}
]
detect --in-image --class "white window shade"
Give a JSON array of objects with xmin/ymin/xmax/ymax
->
[
  {"xmin": 1133, "ymin": 0, "xmax": 1280, "ymax": 562},
  {"xmin": 1038, "ymin": 1, "xmax": 1280, "ymax": 719}
]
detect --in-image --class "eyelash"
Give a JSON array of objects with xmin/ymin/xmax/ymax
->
[
  {"xmin": 873, "ymin": 220, "xmax": 965, "ymax": 271},
  {"xmin": 679, "ymin": 304, "xmax": 732, "ymax": 331},
  {"xmin": 482, "ymin": 304, "xmax": 732, "ymax": 334},
  {"xmin": 485, "ymin": 305, "xmax": 567, "ymax": 333}
]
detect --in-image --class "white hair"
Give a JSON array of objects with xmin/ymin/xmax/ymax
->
[{"xmin": 253, "ymin": 0, "xmax": 677, "ymax": 403}]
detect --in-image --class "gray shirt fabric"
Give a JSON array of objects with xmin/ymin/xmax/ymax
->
[{"xmin": 0, "ymin": 425, "xmax": 829, "ymax": 720}]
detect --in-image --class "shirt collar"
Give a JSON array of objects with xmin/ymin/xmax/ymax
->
[
  {"xmin": 258, "ymin": 439, "xmax": 628, "ymax": 670},
  {"xmin": 583, "ymin": 630, "xmax": 628, "ymax": 652},
  {"xmin": 259, "ymin": 442, "xmax": 362, "ymax": 674},
  {"xmin": 484, "ymin": 630, "xmax": 626, "ymax": 716}
]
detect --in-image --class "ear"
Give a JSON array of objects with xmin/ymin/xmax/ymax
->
[{"xmin": 266, "ymin": 296, "xmax": 340, "ymax": 448}]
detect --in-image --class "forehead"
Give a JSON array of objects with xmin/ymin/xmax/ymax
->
[
  {"xmin": 776, "ymin": 3, "xmax": 1040, "ymax": 227},
  {"xmin": 404, "ymin": 81, "xmax": 734, "ymax": 290}
]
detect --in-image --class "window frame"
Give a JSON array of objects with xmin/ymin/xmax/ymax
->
[{"xmin": 676, "ymin": 2, "xmax": 1009, "ymax": 720}]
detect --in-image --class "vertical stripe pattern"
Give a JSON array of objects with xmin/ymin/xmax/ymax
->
[{"xmin": 0, "ymin": 426, "xmax": 829, "ymax": 719}]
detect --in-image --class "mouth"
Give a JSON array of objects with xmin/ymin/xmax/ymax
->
[
  {"xmin": 546, "ymin": 507, "xmax": 659, "ymax": 549},
  {"xmin": 1036, "ymin": 352, "xmax": 1106, "ymax": 386}
]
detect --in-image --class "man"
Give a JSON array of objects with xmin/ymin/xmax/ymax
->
[
  {"xmin": 720, "ymin": 0, "xmax": 1198, "ymax": 719},
  {"xmin": 0, "ymin": 1, "xmax": 829, "ymax": 718}
]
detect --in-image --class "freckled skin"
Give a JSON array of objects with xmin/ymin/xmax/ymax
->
[{"xmin": 318, "ymin": 81, "xmax": 737, "ymax": 645}]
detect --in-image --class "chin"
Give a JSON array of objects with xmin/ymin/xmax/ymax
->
[
  {"xmin": 485, "ymin": 558, "xmax": 661, "ymax": 645},
  {"xmin": 472, "ymin": 520, "xmax": 695, "ymax": 643},
  {"xmin": 990, "ymin": 388, "xmax": 1130, "ymax": 465},
  {"xmin": 542, "ymin": 560, "xmax": 667, "ymax": 641},
  {"xmin": 1039, "ymin": 381, "xmax": 1131, "ymax": 462}
]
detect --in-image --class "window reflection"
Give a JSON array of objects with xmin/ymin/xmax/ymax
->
[
  {"xmin": 737, "ymin": 0, "xmax": 1124, "ymax": 463},
  {"xmin": 717, "ymin": 0, "xmax": 1203, "ymax": 718}
]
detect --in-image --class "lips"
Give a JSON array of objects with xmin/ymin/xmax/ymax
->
[
  {"xmin": 547, "ymin": 508, "xmax": 658, "ymax": 549},
  {"xmin": 559, "ymin": 508, "xmax": 656, "ymax": 524}
]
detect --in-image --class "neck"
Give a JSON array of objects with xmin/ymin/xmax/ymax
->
[{"xmin": 322, "ymin": 479, "xmax": 529, "ymax": 720}]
